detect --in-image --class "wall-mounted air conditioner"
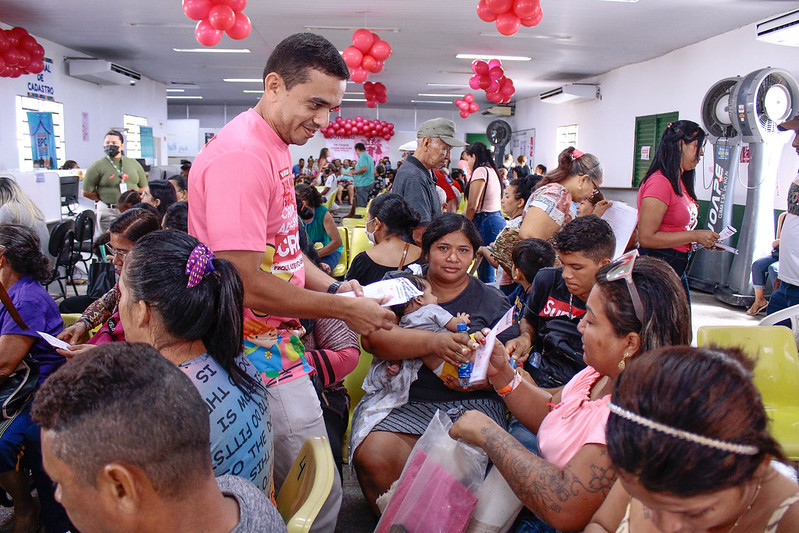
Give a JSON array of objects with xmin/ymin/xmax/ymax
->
[
  {"xmin": 757, "ymin": 10, "xmax": 799, "ymax": 47},
  {"xmin": 66, "ymin": 59, "xmax": 142, "ymax": 86},
  {"xmin": 540, "ymin": 84, "xmax": 599, "ymax": 104}
]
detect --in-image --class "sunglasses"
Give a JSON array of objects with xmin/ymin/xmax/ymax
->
[{"xmin": 605, "ymin": 249, "xmax": 644, "ymax": 324}]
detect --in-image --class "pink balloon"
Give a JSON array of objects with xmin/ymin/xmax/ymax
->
[
  {"xmin": 478, "ymin": 76, "xmax": 491, "ymax": 90},
  {"xmin": 513, "ymin": 0, "xmax": 539, "ymax": 19},
  {"xmin": 361, "ymin": 54, "xmax": 378, "ymax": 73},
  {"xmin": 336, "ymin": 116, "xmax": 344, "ymax": 123},
  {"xmin": 195, "ymin": 19, "xmax": 223, "ymax": 46},
  {"xmin": 208, "ymin": 4, "xmax": 236, "ymax": 31},
  {"xmin": 489, "ymin": 66, "xmax": 504, "ymax": 80},
  {"xmin": 350, "ymin": 67, "xmax": 369, "ymax": 83},
  {"xmin": 469, "ymin": 75, "xmax": 481, "ymax": 90},
  {"xmin": 356, "ymin": 115, "xmax": 363, "ymax": 121},
  {"xmin": 488, "ymin": 59, "xmax": 502, "ymax": 70},
  {"xmin": 469, "ymin": 103, "xmax": 479, "ymax": 113},
  {"xmin": 352, "ymin": 28, "xmax": 374, "ymax": 53},
  {"xmin": 366, "ymin": 100, "xmax": 377, "ymax": 108},
  {"xmin": 183, "ymin": 0, "xmax": 213, "ymax": 21},
  {"xmin": 455, "ymin": 99, "xmax": 466, "ymax": 109},
  {"xmin": 342, "ymin": 46, "xmax": 363, "ymax": 69},
  {"xmin": 460, "ymin": 110, "xmax": 470, "ymax": 119},
  {"xmin": 496, "ymin": 12, "xmax": 521, "ymax": 35},
  {"xmin": 476, "ymin": 0, "xmax": 498, "ymax": 22},
  {"xmin": 520, "ymin": 3, "xmax": 543, "ymax": 27},
  {"xmin": 372, "ymin": 59, "xmax": 384, "ymax": 73},
  {"xmin": 370, "ymin": 40, "xmax": 391, "ymax": 61},
  {"xmin": 225, "ymin": 12, "xmax": 251, "ymax": 40},
  {"xmin": 464, "ymin": 93, "xmax": 475, "ymax": 103},
  {"xmin": 500, "ymin": 82, "xmax": 515, "ymax": 97},
  {"xmin": 217, "ymin": 0, "xmax": 246, "ymax": 11},
  {"xmin": 488, "ymin": 79, "xmax": 500, "ymax": 93},
  {"xmin": 486, "ymin": 0, "xmax": 513, "ymax": 13},
  {"xmin": 471, "ymin": 60, "xmax": 489, "ymax": 76}
]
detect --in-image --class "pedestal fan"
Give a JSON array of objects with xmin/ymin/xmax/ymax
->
[{"xmin": 486, "ymin": 120, "xmax": 512, "ymax": 168}]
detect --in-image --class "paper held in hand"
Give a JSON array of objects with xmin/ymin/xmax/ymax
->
[
  {"xmin": 38, "ymin": 331, "xmax": 70, "ymax": 350},
  {"xmin": 469, "ymin": 306, "xmax": 516, "ymax": 386},
  {"xmin": 338, "ymin": 277, "xmax": 423, "ymax": 307}
]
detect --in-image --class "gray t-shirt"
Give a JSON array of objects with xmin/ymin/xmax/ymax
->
[
  {"xmin": 392, "ymin": 155, "xmax": 441, "ymax": 225},
  {"xmin": 217, "ymin": 475, "xmax": 287, "ymax": 533},
  {"xmin": 399, "ymin": 304, "xmax": 453, "ymax": 332},
  {"xmin": 779, "ymin": 178, "xmax": 799, "ymax": 286}
]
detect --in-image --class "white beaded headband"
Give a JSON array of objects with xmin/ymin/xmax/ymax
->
[{"xmin": 607, "ymin": 402, "xmax": 760, "ymax": 456}]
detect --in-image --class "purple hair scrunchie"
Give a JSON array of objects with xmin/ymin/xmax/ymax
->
[{"xmin": 185, "ymin": 243, "xmax": 216, "ymax": 288}]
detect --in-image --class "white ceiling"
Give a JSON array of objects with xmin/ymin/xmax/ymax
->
[{"xmin": 1, "ymin": 0, "xmax": 795, "ymax": 108}]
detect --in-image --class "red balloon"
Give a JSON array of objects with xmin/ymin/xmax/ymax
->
[
  {"xmin": 383, "ymin": 133, "xmax": 391, "ymax": 140},
  {"xmin": 225, "ymin": 12, "xmax": 252, "ymax": 40},
  {"xmin": 455, "ymin": 99, "xmax": 466, "ymax": 109},
  {"xmin": 374, "ymin": 83, "xmax": 386, "ymax": 95},
  {"xmin": 464, "ymin": 93, "xmax": 475, "ymax": 103},
  {"xmin": 195, "ymin": 19, "xmax": 223, "ymax": 46},
  {"xmin": 487, "ymin": 91, "xmax": 502, "ymax": 103},
  {"xmin": 3, "ymin": 48, "xmax": 21, "ymax": 67},
  {"xmin": 16, "ymin": 49, "xmax": 31, "ymax": 67},
  {"xmin": 366, "ymin": 100, "xmax": 377, "ymax": 109},
  {"xmin": 377, "ymin": 94, "xmax": 387, "ymax": 104},
  {"xmin": 469, "ymin": 75, "xmax": 481, "ymax": 90},
  {"xmin": 471, "ymin": 59, "xmax": 489, "ymax": 76},
  {"xmin": 19, "ymin": 35, "xmax": 36, "ymax": 51},
  {"xmin": 4, "ymin": 30, "xmax": 19, "ymax": 49},
  {"xmin": 9, "ymin": 27, "xmax": 28, "ymax": 40},
  {"xmin": 361, "ymin": 54, "xmax": 377, "ymax": 73},
  {"xmin": 369, "ymin": 40, "xmax": 391, "ymax": 61},
  {"xmin": 460, "ymin": 110, "xmax": 470, "ymax": 119},
  {"xmin": 183, "ymin": 0, "xmax": 213, "ymax": 21},
  {"xmin": 208, "ymin": 4, "xmax": 236, "ymax": 31},
  {"xmin": 486, "ymin": 0, "xmax": 513, "ymax": 13},
  {"xmin": 217, "ymin": 0, "xmax": 246, "ymax": 11},
  {"xmin": 335, "ymin": 116, "xmax": 343, "ymax": 123},
  {"xmin": 372, "ymin": 59, "xmax": 384, "ymax": 73},
  {"xmin": 352, "ymin": 29, "xmax": 374, "ymax": 53},
  {"xmin": 341, "ymin": 46, "xmax": 363, "ymax": 69},
  {"xmin": 478, "ymin": 76, "xmax": 491, "ymax": 90},
  {"xmin": 477, "ymin": 0, "xmax": 498, "ymax": 22},
  {"xmin": 28, "ymin": 43, "xmax": 44, "ymax": 59},
  {"xmin": 488, "ymin": 58, "xmax": 502, "ymax": 70},
  {"xmin": 513, "ymin": 0, "xmax": 539, "ymax": 19},
  {"xmin": 27, "ymin": 58, "xmax": 44, "ymax": 74},
  {"xmin": 350, "ymin": 67, "xmax": 369, "ymax": 83},
  {"xmin": 0, "ymin": 33, "xmax": 9, "ymax": 53},
  {"xmin": 488, "ymin": 79, "xmax": 500, "ymax": 93},
  {"xmin": 9, "ymin": 66, "xmax": 22, "ymax": 78},
  {"xmin": 489, "ymin": 66, "xmax": 504, "ymax": 80},
  {"xmin": 323, "ymin": 130, "xmax": 333, "ymax": 139},
  {"xmin": 496, "ymin": 12, "xmax": 521, "ymax": 35},
  {"xmin": 363, "ymin": 81, "xmax": 374, "ymax": 90},
  {"xmin": 500, "ymin": 82, "xmax": 515, "ymax": 97},
  {"xmin": 469, "ymin": 103, "xmax": 479, "ymax": 113},
  {"xmin": 520, "ymin": 4, "xmax": 543, "ymax": 27}
]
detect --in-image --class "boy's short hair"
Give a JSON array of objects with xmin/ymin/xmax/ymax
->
[
  {"xmin": 554, "ymin": 215, "xmax": 616, "ymax": 262},
  {"xmin": 512, "ymin": 239, "xmax": 557, "ymax": 284}
]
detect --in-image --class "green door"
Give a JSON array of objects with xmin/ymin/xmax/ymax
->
[{"xmin": 632, "ymin": 112, "xmax": 678, "ymax": 187}]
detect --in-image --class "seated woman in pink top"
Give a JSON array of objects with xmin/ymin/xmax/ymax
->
[
  {"xmin": 637, "ymin": 120, "xmax": 720, "ymax": 299},
  {"xmin": 450, "ymin": 255, "xmax": 691, "ymax": 532}
]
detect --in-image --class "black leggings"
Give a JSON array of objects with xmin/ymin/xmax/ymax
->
[{"xmin": 638, "ymin": 247, "xmax": 691, "ymax": 303}]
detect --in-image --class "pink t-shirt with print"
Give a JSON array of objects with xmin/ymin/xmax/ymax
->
[
  {"xmin": 537, "ymin": 366, "xmax": 609, "ymax": 469},
  {"xmin": 189, "ymin": 108, "xmax": 310, "ymax": 387},
  {"xmin": 636, "ymin": 170, "xmax": 698, "ymax": 253}
]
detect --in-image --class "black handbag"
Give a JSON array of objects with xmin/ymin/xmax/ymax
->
[
  {"xmin": 87, "ymin": 260, "xmax": 116, "ymax": 299},
  {"xmin": 0, "ymin": 357, "xmax": 40, "ymax": 420}
]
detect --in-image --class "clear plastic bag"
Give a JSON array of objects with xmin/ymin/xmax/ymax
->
[{"xmin": 376, "ymin": 410, "xmax": 488, "ymax": 533}]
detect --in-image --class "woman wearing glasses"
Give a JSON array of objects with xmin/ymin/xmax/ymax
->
[
  {"xmin": 57, "ymin": 208, "xmax": 160, "ymax": 344},
  {"xmin": 637, "ymin": 120, "xmax": 719, "ymax": 299},
  {"xmin": 450, "ymin": 253, "xmax": 691, "ymax": 532}
]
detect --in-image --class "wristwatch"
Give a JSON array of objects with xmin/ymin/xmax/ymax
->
[{"xmin": 327, "ymin": 281, "xmax": 343, "ymax": 294}]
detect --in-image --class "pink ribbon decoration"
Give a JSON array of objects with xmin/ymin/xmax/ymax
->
[{"xmin": 185, "ymin": 243, "xmax": 216, "ymax": 288}]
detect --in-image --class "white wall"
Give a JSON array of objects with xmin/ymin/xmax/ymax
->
[
  {"xmin": 511, "ymin": 22, "xmax": 799, "ymax": 207},
  {"xmin": 0, "ymin": 22, "xmax": 168, "ymax": 171}
]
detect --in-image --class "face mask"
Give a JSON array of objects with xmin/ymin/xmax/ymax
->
[
  {"xmin": 104, "ymin": 145, "xmax": 120, "ymax": 158},
  {"xmin": 299, "ymin": 206, "xmax": 313, "ymax": 220},
  {"xmin": 366, "ymin": 228, "xmax": 376, "ymax": 244}
]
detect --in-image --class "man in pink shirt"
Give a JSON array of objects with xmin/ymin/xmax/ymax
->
[{"xmin": 189, "ymin": 32, "xmax": 394, "ymax": 531}]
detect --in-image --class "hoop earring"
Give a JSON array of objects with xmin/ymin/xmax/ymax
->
[{"xmin": 618, "ymin": 352, "xmax": 630, "ymax": 371}]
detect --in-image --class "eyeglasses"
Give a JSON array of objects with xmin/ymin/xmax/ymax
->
[
  {"xmin": 105, "ymin": 244, "xmax": 130, "ymax": 259},
  {"xmin": 605, "ymin": 249, "xmax": 645, "ymax": 324}
]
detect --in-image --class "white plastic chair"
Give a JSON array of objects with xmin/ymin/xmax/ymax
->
[{"xmin": 760, "ymin": 303, "xmax": 799, "ymax": 346}]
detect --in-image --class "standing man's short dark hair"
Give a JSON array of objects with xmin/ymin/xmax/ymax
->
[
  {"xmin": 263, "ymin": 32, "xmax": 349, "ymax": 90},
  {"xmin": 355, "ymin": 142, "xmax": 366, "ymax": 152}
]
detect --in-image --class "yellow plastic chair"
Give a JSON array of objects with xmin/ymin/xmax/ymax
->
[
  {"xmin": 342, "ymin": 217, "xmax": 366, "ymax": 231},
  {"xmin": 354, "ymin": 206, "xmax": 368, "ymax": 218},
  {"xmin": 696, "ymin": 325, "xmax": 799, "ymax": 459},
  {"xmin": 342, "ymin": 342, "xmax": 374, "ymax": 462},
  {"xmin": 457, "ymin": 194, "xmax": 467, "ymax": 213},
  {"xmin": 61, "ymin": 313, "xmax": 81, "ymax": 328},
  {"xmin": 348, "ymin": 227, "xmax": 374, "ymax": 268},
  {"xmin": 331, "ymin": 227, "xmax": 348, "ymax": 279},
  {"xmin": 324, "ymin": 190, "xmax": 336, "ymax": 211},
  {"xmin": 276, "ymin": 436, "xmax": 335, "ymax": 533}
]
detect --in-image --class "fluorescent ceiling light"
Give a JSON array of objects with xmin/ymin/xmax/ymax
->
[
  {"xmin": 166, "ymin": 88, "xmax": 185, "ymax": 93},
  {"xmin": 456, "ymin": 53, "xmax": 531, "ymax": 61},
  {"xmin": 479, "ymin": 32, "xmax": 570, "ymax": 40},
  {"xmin": 411, "ymin": 100, "xmax": 454, "ymax": 104},
  {"xmin": 595, "ymin": 0, "xmax": 639, "ymax": 2},
  {"xmin": 126, "ymin": 22, "xmax": 195, "ymax": 28},
  {"xmin": 418, "ymin": 93, "xmax": 459, "ymax": 98},
  {"xmin": 342, "ymin": 98, "xmax": 367, "ymax": 102},
  {"xmin": 167, "ymin": 95, "xmax": 203, "ymax": 99},
  {"xmin": 427, "ymin": 83, "xmax": 470, "ymax": 87},
  {"xmin": 243, "ymin": 90, "xmax": 264, "ymax": 94},
  {"xmin": 345, "ymin": 92, "xmax": 365, "ymax": 95},
  {"xmin": 173, "ymin": 48, "xmax": 251, "ymax": 53},
  {"xmin": 305, "ymin": 25, "xmax": 400, "ymax": 32},
  {"xmin": 223, "ymin": 78, "xmax": 262, "ymax": 82}
]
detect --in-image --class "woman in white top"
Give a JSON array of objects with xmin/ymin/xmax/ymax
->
[{"xmin": 463, "ymin": 141, "xmax": 506, "ymax": 283}]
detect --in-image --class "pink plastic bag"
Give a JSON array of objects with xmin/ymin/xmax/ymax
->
[{"xmin": 376, "ymin": 410, "xmax": 488, "ymax": 533}]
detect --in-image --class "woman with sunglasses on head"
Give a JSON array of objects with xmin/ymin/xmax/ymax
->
[
  {"xmin": 57, "ymin": 208, "xmax": 161, "ymax": 344},
  {"xmin": 519, "ymin": 147, "xmax": 604, "ymax": 243},
  {"xmin": 586, "ymin": 345, "xmax": 799, "ymax": 532},
  {"xmin": 450, "ymin": 254, "xmax": 691, "ymax": 533},
  {"xmin": 637, "ymin": 120, "xmax": 720, "ymax": 300}
]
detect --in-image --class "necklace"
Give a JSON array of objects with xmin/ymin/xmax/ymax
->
[
  {"xmin": 568, "ymin": 293, "xmax": 574, "ymax": 319},
  {"xmin": 728, "ymin": 479, "xmax": 762, "ymax": 532},
  {"xmin": 106, "ymin": 156, "xmax": 124, "ymax": 177}
]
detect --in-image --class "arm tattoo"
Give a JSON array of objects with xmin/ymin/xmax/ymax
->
[{"xmin": 481, "ymin": 425, "xmax": 616, "ymax": 522}]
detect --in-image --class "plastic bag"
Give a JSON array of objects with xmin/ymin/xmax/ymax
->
[{"xmin": 376, "ymin": 410, "xmax": 488, "ymax": 533}]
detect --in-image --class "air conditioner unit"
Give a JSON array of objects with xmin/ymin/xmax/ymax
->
[
  {"xmin": 481, "ymin": 104, "xmax": 515, "ymax": 117},
  {"xmin": 757, "ymin": 9, "xmax": 799, "ymax": 47},
  {"xmin": 66, "ymin": 59, "xmax": 142, "ymax": 86},
  {"xmin": 540, "ymin": 84, "xmax": 599, "ymax": 104}
]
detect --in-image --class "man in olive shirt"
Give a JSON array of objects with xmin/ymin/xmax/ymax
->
[{"xmin": 82, "ymin": 130, "xmax": 147, "ymax": 231}]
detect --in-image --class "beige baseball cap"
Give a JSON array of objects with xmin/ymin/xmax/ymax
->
[{"xmin": 416, "ymin": 118, "xmax": 467, "ymax": 147}]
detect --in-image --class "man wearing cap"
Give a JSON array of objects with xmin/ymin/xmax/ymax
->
[
  {"xmin": 767, "ymin": 114, "xmax": 799, "ymax": 316},
  {"xmin": 392, "ymin": 118, "xmax": 467, "ymax": 244}
]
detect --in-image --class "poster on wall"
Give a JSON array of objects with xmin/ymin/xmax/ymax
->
[
  {"xmin": 82, "ymin": 112, "xmax": 90, "ymax": 141},
  {"xmin": 327, "ymin": 137, "xmax": 389, "ymax": 162},
  {"xmin": 140, "ymin": 126, "xmax": 154, "ymax": 160},
  {"xmin": 510, "ymin": 129, "xmax": 535, "ymax": 163},
  {"xmin": 25, "ymin": 57, "xmax": 55, "ymax": 102},
  {"xmin": 27, "ymin": 111, "xmax": 58, "ymax": 169}
]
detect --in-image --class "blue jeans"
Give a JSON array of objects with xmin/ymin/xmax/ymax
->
[
  {"xmin": 474, "ymin": 211, "xmax": 506, "ymax": 284},
  {"xmin": 320, "ymin": 249, "xmax": 341, "ymax": 270},
  {"xmin": 767, "ymin": 281, "xmax": 799, "ymax": 324},
  {"xmin": 752, "ymin": 255, "xmax": 778, "ymax": 289}
]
